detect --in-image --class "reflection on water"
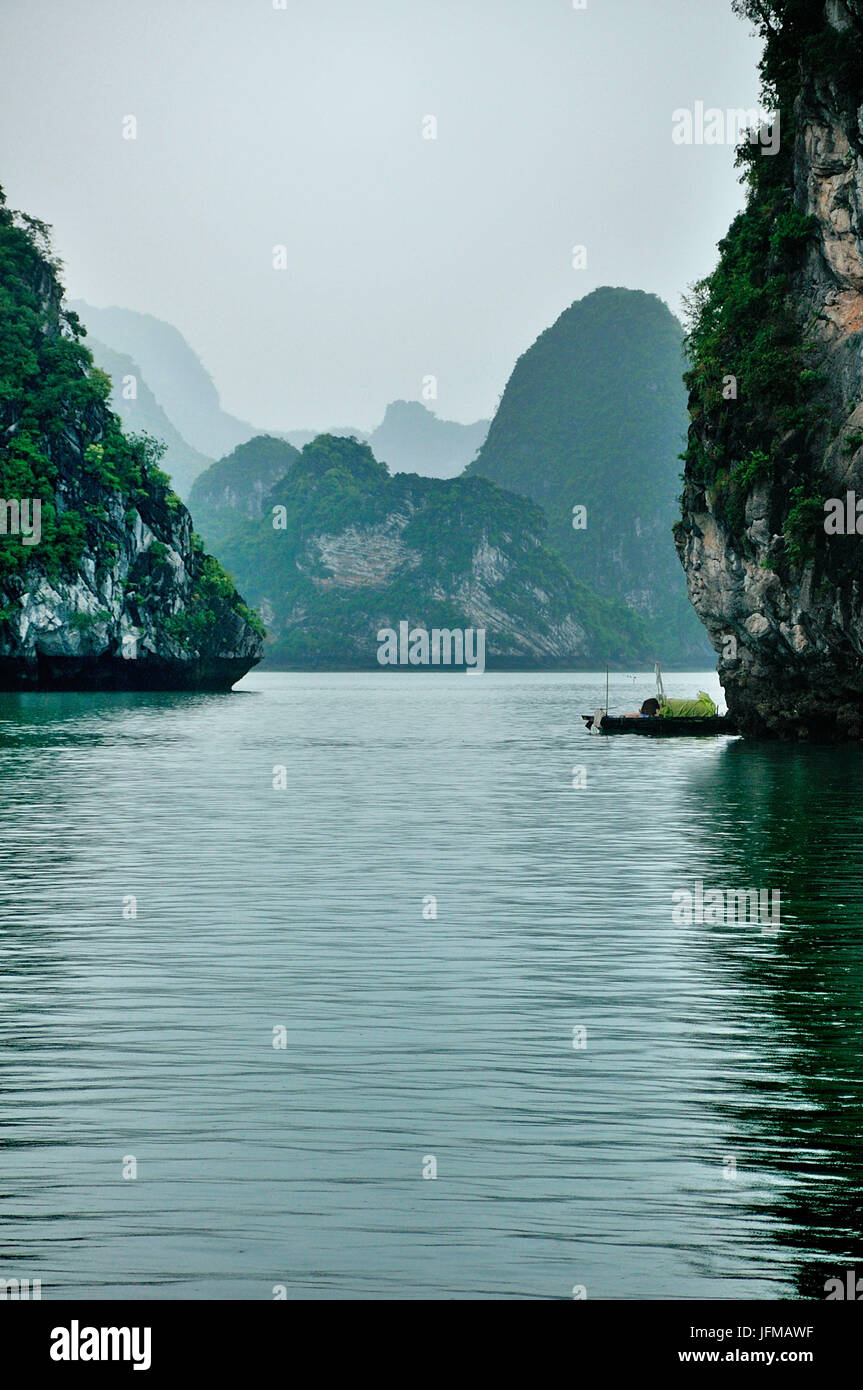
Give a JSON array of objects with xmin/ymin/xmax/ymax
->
[
  {"xmin": 0, "ymin": 671, "xmax": 861, "ymax": 1299},
  {"xmin": 682, "ymin": 740, "xmax": 863, "ymax": 1299}
]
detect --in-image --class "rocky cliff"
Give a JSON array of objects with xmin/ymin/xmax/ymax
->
[
  {"xmin": 0, "ymin": 188, "xmax": 263, "ymax": 690},
  {"xmin": 677, "ymin": 0, "xmax": 863, "ymax": 737}
]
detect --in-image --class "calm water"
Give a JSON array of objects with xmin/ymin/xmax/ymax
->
[{"xmin": 1, "ymin": 670, "xmax": 862, "ymax": 1300}]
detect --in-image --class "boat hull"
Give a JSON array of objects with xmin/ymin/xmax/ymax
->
[{"xmin": 583, "ymin": 714, "xmax": 738, "ymax": 736}]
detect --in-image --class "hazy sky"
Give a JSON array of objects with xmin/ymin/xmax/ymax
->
[{"xmin": 0, "ymin": 0, "xmax": 762, "ymax": 432}]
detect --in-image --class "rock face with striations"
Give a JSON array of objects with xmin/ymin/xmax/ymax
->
[
  {"xmin": 677, "ymin": 0, "xmax": 863, "ymax": 737},
  {"xmin": 0, "ymin": 188, "xmax": 263, "ymax": 690}
]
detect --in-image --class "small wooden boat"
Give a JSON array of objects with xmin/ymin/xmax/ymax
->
[{"xmin": 583, "ymin": 713, "xmax": 737, "ymax": 736}]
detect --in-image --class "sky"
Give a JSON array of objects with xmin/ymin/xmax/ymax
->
[{"xmin": 0, "ymin": 0, "xmax": 763, "ymax": 432}]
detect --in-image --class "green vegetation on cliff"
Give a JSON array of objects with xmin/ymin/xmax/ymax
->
[
  {"xmin": 682, "ymin": 1, "xmax": 863, "ymax": 567},
  {"xmin": 0, "ymin": 195, "xmax": 166, "ymax": 580},
  {"xmin": 0, "ymin": 185, "xmax": 262, "ymax": 672}
]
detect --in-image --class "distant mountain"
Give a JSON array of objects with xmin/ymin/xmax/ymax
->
[
  {"xmin": 278, "ymin": 404, "xmax": 487, "ymax": 475},
  {"xmin": 189, "ymin": 435, "xmax": 300, "ymax": 520},
  {"xmin": 466, "ymin": 286, "xmax": 712, "ymax": 663},
  {"xmin": 193, "ymin": 434, "xmax": 652, "ymax": 669},
  {"xmin": 369, "ymin": 400, "xmax": 489, "ymax": 478},
  {"xmin": 275, "ymin": 430, "xmax": 318, "ymax": 450},
  {"xmin": 68, "ymin": 301, "xmax": 259, "ymax": 459},
  {"xmin": 84, "ymin": 337, "xmax": 212, "ymax": 500},
  {"xmin": 270, "ymin": 426, "xmax": 370, "ymax": 448},
  {"xmin": 69, "ymin": 303, "xmax": 490, "ymax": 485}
]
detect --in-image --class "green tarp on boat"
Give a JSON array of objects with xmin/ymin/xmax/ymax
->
[{"xmin": 659, "ymin": 692, "xmax": 717, "ymax": 718}]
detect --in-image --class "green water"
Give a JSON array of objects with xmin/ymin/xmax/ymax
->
[{"xmin": 0, "ymin": 671, "xmax": 861, "ymax": 1299}]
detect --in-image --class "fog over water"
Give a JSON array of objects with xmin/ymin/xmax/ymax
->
[{"xmin": 0, "ymin": 0, "xmax": 761, "ymax": 429}]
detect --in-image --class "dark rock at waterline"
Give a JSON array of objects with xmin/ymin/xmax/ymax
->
[{"xmin": 0, "ymin": 652, "xmax": 255, "ymax": 693}]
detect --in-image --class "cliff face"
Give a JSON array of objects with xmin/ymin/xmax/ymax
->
[
  {"xmin": 0, "ymin": 189, "xmax": 263, "ymax": 691},
  {"xmin": 677, "ymin": 0, "xmax": 863, "ymax": 737},
  {"xmin": 193, "ymin": 433, "xmax": 652, "ymax": 669}
]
